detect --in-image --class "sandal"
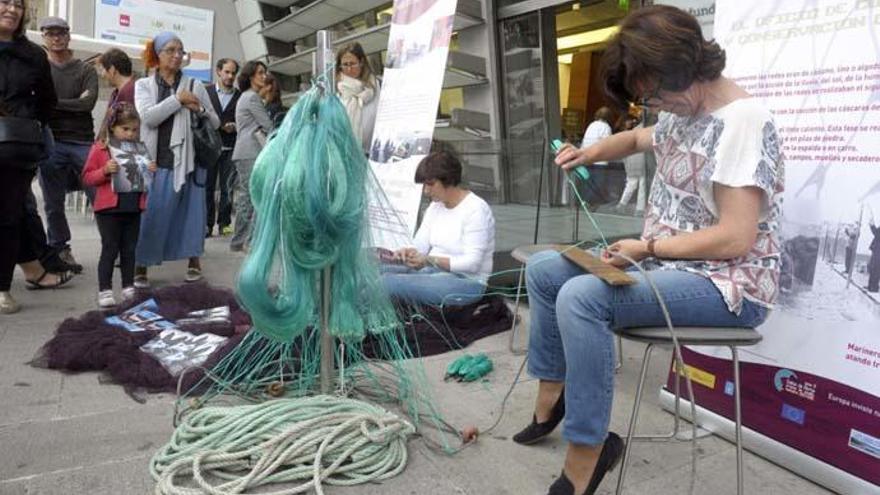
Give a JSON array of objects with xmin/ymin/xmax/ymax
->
[
  {"xmin": 185, "ymin": 267, "xmax": 203, "ymax": 283},
  {"xmin": 25, "ymin": 270, "xmax": 73, "ymax": 291}
]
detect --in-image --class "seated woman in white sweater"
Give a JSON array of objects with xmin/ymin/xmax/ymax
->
[{"xmin": 383, "ymin": 151, "xmax": 496, "ymax": 306}]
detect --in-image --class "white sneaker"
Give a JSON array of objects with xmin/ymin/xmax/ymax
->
[
  {"xmin": 97, "ymin": 290, "xmax": 116, "ymax": 309},
  {"xmin": 133, "ymin": 274, "xmax": 150, "ymax": 289},
  {"xmin": 0, "ymin": 291, "xmax": 20, "ymax": 314},
  {"xmin": 121, "ymin": 286, "xmax": 137, "ymax": 302}
]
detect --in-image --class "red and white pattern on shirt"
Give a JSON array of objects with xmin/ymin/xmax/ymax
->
[{"xmin": 642, "ymin": 124, "xmax": 782, "ymax": 314}]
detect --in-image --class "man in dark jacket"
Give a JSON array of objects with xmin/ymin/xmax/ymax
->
[
  {"xmin": 204, "ymin": 58, "xmax": 241, "ymax": 238},
  {"xmin": 37, "ymin": 16, "xmax": 99, "ymax": 272}
]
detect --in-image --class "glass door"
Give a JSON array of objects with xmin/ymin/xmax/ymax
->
[{"xmin": 499, "ymin": 10, "xmax": 562, "ymax": 207}]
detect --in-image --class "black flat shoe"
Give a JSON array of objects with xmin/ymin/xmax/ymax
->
[
  {"xmin": 513, "ymin": 390, "xmax": 565, "ymax": 445},
  {"xmin": 546, "ymin": 432, "xmax": 625, "ymax": 495}
]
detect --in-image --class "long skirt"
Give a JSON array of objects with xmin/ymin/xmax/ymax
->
[{"xmin": 136, "ymin": 168, "xmax": 206, "ymax": 266}]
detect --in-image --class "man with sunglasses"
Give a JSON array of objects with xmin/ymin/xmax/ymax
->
[{"xmin": 36, "ymin": 16, "xmax": 99, "ymax": 274}]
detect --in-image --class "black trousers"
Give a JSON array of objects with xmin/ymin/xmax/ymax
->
[
  {"xmin": 0, "ymin": 168, "xmax": 40, "ymax": 291},
  {"xmin": 868, "ymin": 249, "xmax": 880, "ymax": 293},
  {"xmin": 845, "ymin": 246, "xmax": 855, "ymax": 274},
  {"xmin": 95, "ymin": 212, "xmax": 141, "ymax": 291},
  {"xmin": 205, "ymin": 149, "xmax": 235, "ymax": 230}
]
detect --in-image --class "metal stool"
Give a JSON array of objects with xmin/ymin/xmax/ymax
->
[
  {"xmin": 507, "ymin": 244, "xmax": 623, "ymax": 370},
  {"xmin": 614, "ymin": 326, "xmax": 763, "ymax": 495},
  {"xmin": 508, "ymin": 244, "xmax": 557, "ymax": 355}
]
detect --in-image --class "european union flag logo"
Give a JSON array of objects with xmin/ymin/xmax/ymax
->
[
  {"xmin": 724, "ymin": 381, "xmax": 735, "ymax": 396},
  {"xmin": 781, "ymin": 403, "xmax": 805, "ymax": 425}
]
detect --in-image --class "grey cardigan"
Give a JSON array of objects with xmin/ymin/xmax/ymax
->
[
  {"xmin": 232, "ymin": 89, "xmax": 273, "ymax": 161},
  {"xmin": 134, "ymin": 73, "xmax": 220, "ymax": 191}
]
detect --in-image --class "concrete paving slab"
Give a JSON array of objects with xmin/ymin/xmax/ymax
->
[
  {"xmin": 620, "ymin": 445, "xmax": 831, "ymax": 495},
  {"xmin": 0, "ymin": 402, "xmax": 173, "ymax": 479},
  {"xmin": 0, "ymin": 454, "xmax": 154, "ymax": 495},
  {"xmin": 0, "ymin": 209, "xmax": 839, "ymax": 495}
]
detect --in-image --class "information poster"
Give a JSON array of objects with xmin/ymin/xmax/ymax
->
[
  {"xmin": 663, "ymin": 2, "xmax": 880, "ymax": 492},
  {"xmin": 368, "ymin": 0, "xmax": 458, "ymax": 248},
  {"xmin": 94, "ymin": 0, "xmax": 215, "ymax": 81}
]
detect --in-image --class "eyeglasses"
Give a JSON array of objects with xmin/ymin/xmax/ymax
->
[
  {"xmin": 42, "ymin": 30, "xmax": 70, "ymax": 38},
  {"xmin": 0, "ymin": 0, "xmax": 24, "ymax": 10},
  {"xmin": 340, "ymin": 61, "xmax": 361, "ymax": 69},
  {"xmin": 161, "ymin": 47, "xmax": 187, "ymax": 57},
  {"xmin": 635, "ymin": 84, "xmax": 664, "ymax": 108}
]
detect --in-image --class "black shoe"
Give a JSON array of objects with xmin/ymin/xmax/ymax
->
[
  {"xmin": 513, "ymin": 390, "xmax": 565, "ymax": 445},
  {"xmin": 546, "ymin": 432, "xmax": 625, "ymax": 495},
  {"xmin": 56, "ymin": 247, "xmax": 83, "ymax": 274}
]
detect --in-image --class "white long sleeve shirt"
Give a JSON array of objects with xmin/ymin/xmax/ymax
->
[
  {"xmin": 580, "ymin": 120, "xmax": 612, "ymax": 165},
  {"xmin": 413, "ymin": 192, "xmax": 495, "ymax": 283}
]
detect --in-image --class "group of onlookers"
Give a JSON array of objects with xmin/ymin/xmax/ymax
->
[
  {"xmin": 0, "ymin": 1, "xmax": 292, "ymax": 313},
  {"xmin": 0, "ymin": 0, "xmax": 442, "ymax": 316}
]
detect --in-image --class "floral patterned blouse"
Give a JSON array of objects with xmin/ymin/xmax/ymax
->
[{"xmin": 642, "ymin": 98, "xmax": 785, "ymax": 314}]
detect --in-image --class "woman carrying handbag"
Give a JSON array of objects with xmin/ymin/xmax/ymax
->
[
  {"xmin": 132, "ymin": 32, "xmax": 220, "ymax": 286},
  {"xmin": 0, "ymin": 0, "xmax": 74, "ymax": 314}
]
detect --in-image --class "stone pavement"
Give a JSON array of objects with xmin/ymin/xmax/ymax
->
[{"xmin": 0, "ymin": 209, "xmax": 835, "ymax": 495}]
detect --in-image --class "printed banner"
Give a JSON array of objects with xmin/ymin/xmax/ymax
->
[
  {"xmin": 93, "ymin": 0, "xmax": 215, "ymax": 81},
  {"xmin": 108, "ymin": 138, "xmax": 153, "ymax": 193},
  {"xmin": 664, "ymin": 1, "xmax": 880, "ymax": 491},
  {"xmin": 654, "ymin": 0, "xmax": 716, "ymax": 38},
  {"xmin": 368, "ymin": 0, "xmax": 458, "ymax": 248}
]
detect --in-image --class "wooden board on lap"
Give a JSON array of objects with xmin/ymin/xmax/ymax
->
[{"xmin": 554, "ymin": 245, "xmax": 637, "ymax": 286}]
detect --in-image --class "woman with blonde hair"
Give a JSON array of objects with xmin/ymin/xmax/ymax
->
[
  {"xmin": 335, "ymin": 42, "xmax": 381, "ymax": 152},
  {"xmin": 132, "ymin": 32, "xmax": 220, "ymax": 286}
]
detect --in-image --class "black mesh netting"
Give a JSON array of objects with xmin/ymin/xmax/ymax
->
[{"xmin": 31, "ymin": 283, "xmax": 513, "ymax": 396}]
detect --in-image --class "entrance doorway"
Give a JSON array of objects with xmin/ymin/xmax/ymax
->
[{"xmin": 497, "ymin": 1, "xmax": 640, "ymax": 245}]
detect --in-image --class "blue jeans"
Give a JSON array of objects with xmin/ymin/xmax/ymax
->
[
  {"xmin": 381, "ymin": 265, "xmax": 486, "ymax": 306},
  {"xmin": 38, "ymin": 140, "xmax": 93, "ymax": 249},
  {"xmin": 526, "ymin": 250, "xmax": 768, "ymax": 447}
]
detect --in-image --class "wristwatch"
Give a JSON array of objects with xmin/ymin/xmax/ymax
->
[{"xmin": 647, "ymin": 239, "xmax": 657, "ymax": 258}]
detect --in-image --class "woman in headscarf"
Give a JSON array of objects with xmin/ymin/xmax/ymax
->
[
  {"xmin": 335, "ymin": 42, "xmax": 380, "ymax": 153},
  {"xmin": 132, "ymin": 32, "xmax": 220, "ymax": 287}
]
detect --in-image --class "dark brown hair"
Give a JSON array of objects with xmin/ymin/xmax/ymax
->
[
  {"xmin": 97, "ymin": 102, "xmax": 140, "ymax": 143},
  {"xmin": 215, "ymin": 57, "xmax": 239, "ymax": 73},
  {"xmin": 263, "ymin": 72, "xmax": 281, "ymax": 104},
  {"xmin": 594, "ymin": 106, "xmax": 613, "ymax": 123},
  {"xmin": 99, "ymin": 48, "xmax": 132, "ymax": 76},
  {"xmin": 600, "ymin": 5, "xmax": 726, "ymax": 108},
  {"xmin": 414, "ymin": 150, "xmax": 462, "ymax": 187},
  {"xmin": 12, "ymin": 0, "xmax": 28, "ymax": 39},
  {"xmin": 335, "ymin": 42, "xmax": 375, "ymax": 88},
  {"xmin": 237, "ymin": 60, "xmax": 266, "ymax": 92}
]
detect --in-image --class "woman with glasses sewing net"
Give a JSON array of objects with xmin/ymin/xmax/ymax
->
[{"xmin": 515, "ymin": 6, "xmax": 784, "ymax": 495}]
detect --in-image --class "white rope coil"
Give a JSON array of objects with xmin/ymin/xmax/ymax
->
[{"xmin": 151, "ymin": 395, "xmax": 415, "ymax": 495}]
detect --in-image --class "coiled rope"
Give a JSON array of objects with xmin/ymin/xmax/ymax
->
[{"xmin": 151, "ymin": 396, "xmax": 415, "ymax": 495}]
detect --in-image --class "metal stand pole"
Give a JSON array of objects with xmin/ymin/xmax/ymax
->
[
  {"xmin": 320, "ymin": 267, "xmax": 333, "ymax": 394},
  {"xmin": 314, "ymin": 30, "xmax": 336, "ymax": 394}
]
